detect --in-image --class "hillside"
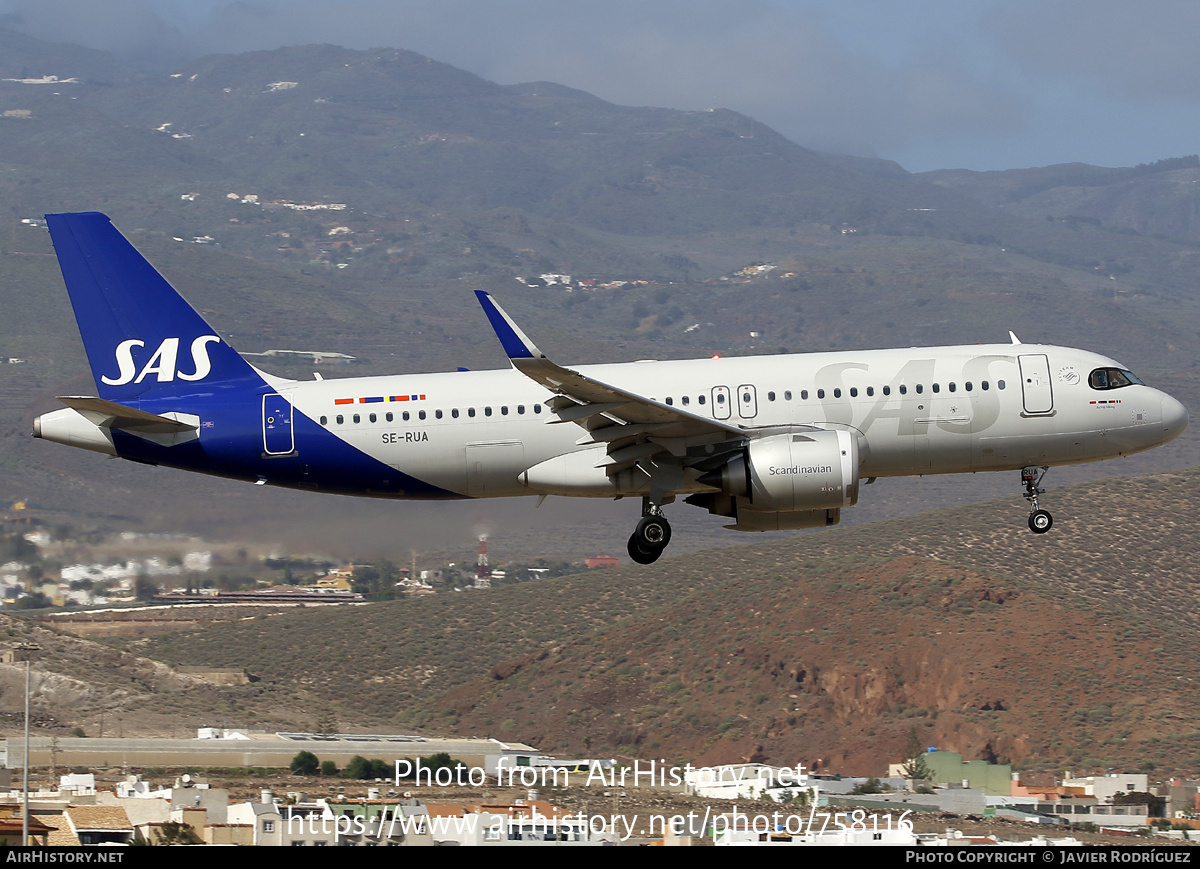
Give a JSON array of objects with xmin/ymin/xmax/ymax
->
[
  {"xmin": 924, "ymin": 157, "xmax": 1200, "ymax": 242},
  {"xmin": 66, "ymin": 467, "xmax": 1200, "ymax": 775}
]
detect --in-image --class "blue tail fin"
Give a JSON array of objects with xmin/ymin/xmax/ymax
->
[{"xmin": 45, "ymin": 212, "xmax": 263, "ymax": 401}]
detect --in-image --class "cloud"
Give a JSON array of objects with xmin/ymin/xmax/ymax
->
[
  {"xmin": 0, "ymin": 0, "xmax": 188, "ymax": 68},
  {"xmin": 987, "ymin": 0, "xmax": 1200, "ymax": 102},
  {"xmin": 199, "ymin": 0, "xmax": 1029, "ymax": 158},
  {"xmin": 0, "ymin": 0, "xmax": 1030, "ymax": 162}
]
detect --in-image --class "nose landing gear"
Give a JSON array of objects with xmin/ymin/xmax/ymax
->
[
  {"xmin": 1022, "ymin": 466, "xmax": 1053, "ymax": 534},
  {"xmin": 627, "ymin": 500, "xmax": 672, "ymax": 564}
]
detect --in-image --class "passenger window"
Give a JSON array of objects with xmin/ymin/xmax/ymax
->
[
  {"xmin": 801, "ymin": 390, "xmax": 809, "ymax": 400},
  {"xmin": 998, "ymin": 380, "xmax": 1006, "ymax": 390},
  {"xmin": 452, "ymin": 408, "xmax": 459, "ymax": 418},
  {"xmin": 353, "ymin": 413, "xmax": 361, "ymax": 423},
  {"xmin": 485, "ymin": 407, "xmax": 493, "ymax": 416},
  {"xmin": 403, "ymin": 411, "xmax": 410, "ymax": 421},
  {"xmin": 833, "ymin": 388, "xmax": 841, "ymax": 398},
  {"xmin": 468, "ymin": 408, "xmax": 476, "ymax": 418},
  {"xmin": 866, "ymin": 386, "xmax": 874, "ymax": 396},
  {"xmin": 742, "ymin": 392, "xmax": 752, "ymax": 403},
  {"xmin": 948, "ymin": 383, "xmax": 956, "ymax": 393},
  {"xmin": 784, "ymin": 390, "xmax": 792, "ymax": 400},
  {"xmin": 336, "ymin": 415, "xmax": 344, "ymax": 425},
  {"xmin": 915, "ymin": 384, "xmax": 923, "ymax": 394},
  {"xmin": 817, "ymin": 389, "xmax": 825, "ymax": 399},
  {"xmin": 682, "ymin": 396, "xmax": 690, "ymax": 406},
  {"xmin": 767, "ymin": 392, "xmax": 775, "ymax": 401},
  {"xmin": 419, "ymin": 410, "xmax": 427, "ymax": 420},
  {"xmin": 982, "ymin": 381, "xmax": 990, "ymax": 391},
  {"xmin": 386, "ymin": 412, "xmax": 393, "ymax": 422},
  {"xmin": 965, "ymin": 381, "xmax": 973, "ymax": 391},
  {"xmin": 849, "ymin": 387, "xmax": 858, "ymax": 397},
  {"xmin": 716, "ymin": 393, "xmax": 725, "ymax": 405},
  {"xmin": 501, "ymin": 406, "xmax": 509, "ymax": 415},
  {"xmin": 899, "ymin": 385, "xmax": 907, "ymax": 395},
  {"xmin": 666, "ymin": 397, "xmax": 674, "ymax": 406},
  {"xmin": 534, "ymin": 404, "xmax": 542, "ymax": 413},
  {"xmin": 698, "ymin": 395, "xmax": 706, "ymax": 405},
  {"xmin": 435, "ymin": 410, "xmax": 443, "ymax": 419},
  {"xmin": 883, "ymin": 386, "xmax": 891, "ymax": 396},
  {"xmin": 320, "ymin": 416, "xmax": 327, "ymax": 425},
  {"xmin": 517, "ymin": 405, "xmax": 525, "ymax": 414},
  {"xmin": 932, "ymin": 383, "xmax": 939, "ymax": 393}
]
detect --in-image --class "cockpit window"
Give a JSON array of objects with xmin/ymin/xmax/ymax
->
[{"xmin": 1088, "ymin": 368, "xmax": 1142, "ymax": 390}]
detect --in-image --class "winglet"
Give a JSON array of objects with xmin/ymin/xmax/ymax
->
[
  {"xmin": 1008, "ymin": 330, "xmax": 1022, "ymax": 345},
  {"xmin": 474, "ymin": 290, "xmax": 545, "ymax": 360}
]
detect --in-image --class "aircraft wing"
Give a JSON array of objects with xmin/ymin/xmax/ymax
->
[{"xmin": 476, "ymin": 291, "xmax": 748, "ymax": 475}]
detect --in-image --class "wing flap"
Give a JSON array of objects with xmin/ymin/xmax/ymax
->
[
  {"xmin": 475, "ymin": 291, "xmax": 750, "ymax": 497},
  {"xmin": 475, "ymin": 290, "xmax": 744, "ymax": 439}
]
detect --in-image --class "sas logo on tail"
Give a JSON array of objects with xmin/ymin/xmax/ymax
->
[{"xmin": 102, "ymin": 336, "xmax": 221, "ymax": 386}]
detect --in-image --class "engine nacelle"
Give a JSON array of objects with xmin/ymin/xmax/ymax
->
[
  {"xmin": 729, "ymin": 506, "xmax": 841, "ymax": 532},
  {"xmin": 705, "ymin": 430, "xmax": 859, "ymax": 512}
]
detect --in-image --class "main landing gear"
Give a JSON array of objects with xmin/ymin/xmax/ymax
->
[
  {"xmin": 627, "ymin": 500, "xmax": 672, "ymax": 565},
  {"xmin": 1021, "ymin": 466, "xmax": 1053, "ymax": 534}
]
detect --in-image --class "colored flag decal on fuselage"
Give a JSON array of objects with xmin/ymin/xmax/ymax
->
[{"xmin": 334, "ymin": 394, "xmax": 426, "ymax": 406}]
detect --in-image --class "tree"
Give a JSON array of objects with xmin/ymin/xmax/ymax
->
[
  {"xmin": 155, "ymin": 822, "xmax": 201, "ymax": 845},
  {"xmin": 314, "ymin": 708, "xmax": 338, "ymax": 739},
  {"xmin": 1114, "ymin": 791, "xmax": 1166, "ymax": 817},
  {"xmin": 900, "ymin": 727, "xmax": 932, "ymax": 782},
  {"xmin": 851, "ymin": 776, "xmax": 884, "ymax": 795},
  {"xmin": 320, "ymin": 760, "xmax": 339, "ymax": 777},
  {"xmin": 342, "ymin": 755, "xmax": 390, "ymax": 779},
  {"xmin": 290, "ymin": 750, "xmax": 319, "ymax": 776}
]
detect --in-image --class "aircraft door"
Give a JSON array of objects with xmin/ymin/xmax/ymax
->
[
  {"xmin": 711, "ymin": 386, "xmax": 731, "ymax": 420},
  {"xmin": 737, "ymin": 384, "xmax": 758, "ymax": 419},
  {"xmin": 262, "ymin": 393, "xmax": 295, "ymax": 455},
  {"xmin": 1018, "ymin": 354, "xmax": 1054, "ymax": 414},
  {"xmin": 466, "ymin": 440, "xmax": 525, "ymax": 496}
]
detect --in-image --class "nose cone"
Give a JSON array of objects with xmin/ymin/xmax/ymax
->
[{"xmin": 1160, "ymin": 394, "xmax": 1189, "ymax": 445}]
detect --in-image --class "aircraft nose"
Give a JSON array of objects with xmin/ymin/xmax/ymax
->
[{"xmin": 1160, "ymin": 394, "xmax": 1189, "ymax": 445}]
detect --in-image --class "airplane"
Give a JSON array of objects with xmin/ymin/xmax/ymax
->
[{"xmin": 33, "ymin": 212, "xmax": 1189, "ymax": 564}]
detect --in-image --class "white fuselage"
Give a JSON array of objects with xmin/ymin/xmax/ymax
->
[{"xmin": 277, "ymin": 342, "xmax": 1186, "ymax": 499}]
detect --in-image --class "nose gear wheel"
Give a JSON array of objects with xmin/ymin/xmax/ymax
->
[{"xmin": 1021, "ymin": 466, "xmax": 1053, "ymax": 534}]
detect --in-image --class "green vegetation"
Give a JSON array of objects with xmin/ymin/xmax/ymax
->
[
  {"xmin": 901, "ymin": 728, "xmax": 932, "ymax": 781},
  {"xmin": 289, "ymin": 750, "xmax": 319, "ymax": 775}
]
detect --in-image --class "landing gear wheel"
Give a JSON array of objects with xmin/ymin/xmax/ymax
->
[
  {"xmin": 627, "ymin": 535, "xmax": 662, "ymax": 565},
  {"xmin": 627, "ymin": 511, "xmax": 671, "ymax": 564},
  {"xmin": 1021, "ymin": 466, "xmax": 1053, "ymax": 534},
  {"xmin": 634, "ymin": 515, "xmax": 672, "ymax": 550}
]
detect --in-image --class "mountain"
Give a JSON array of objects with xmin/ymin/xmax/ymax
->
[{"xmin": 924, "ymin": 157, "xmax": 1200, "ymax": 242}]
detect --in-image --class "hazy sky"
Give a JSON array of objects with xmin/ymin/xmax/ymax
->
[{"xmin": 3, "ymin": 0, "xmax": 1198, "ymax": 173}]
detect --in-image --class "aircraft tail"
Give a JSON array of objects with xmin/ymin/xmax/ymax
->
[{"xmin": 45, "ymin": 212, "xmax": 263, "ymax": 402}]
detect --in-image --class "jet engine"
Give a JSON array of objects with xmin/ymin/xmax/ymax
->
[{"xmin": 692, "ymin": 429, "xmax": 859, "ymax": 529}]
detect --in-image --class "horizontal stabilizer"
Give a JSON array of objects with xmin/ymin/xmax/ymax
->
[{"xmin": 57, "ymin": 396, "xmax": 198, "ymax": 433}]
